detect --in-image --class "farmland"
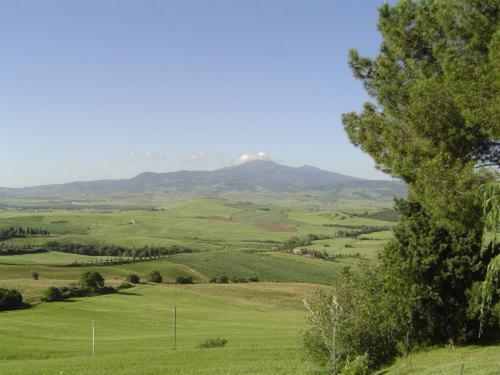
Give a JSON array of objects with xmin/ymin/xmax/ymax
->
[
  {"xmin": 0, "ymin": 196, "xmax": 398, "ymax": 373},
  {"xmin": 1, "ymin": 196, "xmax": 496, "ymax": 374}
]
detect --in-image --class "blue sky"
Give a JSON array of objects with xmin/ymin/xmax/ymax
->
[{"xmin": 1, "ymin": 0, "xmax": 390, "ymax": 188}]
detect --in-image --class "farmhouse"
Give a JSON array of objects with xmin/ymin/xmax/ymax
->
[{"xmin": 292, "ymin": 247, "xmax": 303, "ymax": 255}]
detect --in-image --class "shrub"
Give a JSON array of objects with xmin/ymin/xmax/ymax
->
[
  {"xmin": 118, "ymin": 282, "xmax": 132, "ymax": 290},
  {"xmin": 79, "ymin": 271, "xmax": 105, "ymax": 291},
  {"xmin": 230, "ymin": 277, "xmax": 247, "ymax": 283},
  {"xmin": 147, "ymin": 270, "xmax": 162, "ymax": 283},
  {"xmin": 31, "ymin": 271, "xmax": 39, "ymax": 280},
  {"xmin": 42, "ymin": 287, "xmax": 64, "ymax": 302},
  {"xmin": 198, "ymin": 338, "xmax": 227, "ymax": 348},
  {"xmin": 126, "ymin": 274, "xmax": 140, "ymax": 284},
  {"xmin": 249, "ymin": 276, "xmax": 259, "ymax": 282},
  {"xmin": 302, "ymin": 264, "xmax": 404, "ymax": 371},
  {"xmin": 209, "ymin": 277, "xmax": 217, "ymax": 283},
  {"xmin": 0, "ymin": 288, "xmax": 23, "ymax": 311},
  {"xmin": 176, "ymin": 276, "xmax": 193, "ymax": 284},
  {"xmin": 217, "ymin": 275, "xmax": 229, "ymax": 284},
  {"xmin": 340, "ymin": 354, "xmax": 371, "ymax": 375}
]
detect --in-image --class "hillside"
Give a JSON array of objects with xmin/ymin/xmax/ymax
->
[{"xmin": 0, "ymin": 161, "xmax": 405, "ymax": 200}]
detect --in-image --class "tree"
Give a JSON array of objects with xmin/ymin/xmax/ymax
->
[
  {"xmin": 42, "ymin": 287, "xmax": 64, "ymax": 302},
  {"xmin": 0, "ymin": 288, "xmax": 23, "ymax": 311},
  {"xmin": 341, "ymin": 0, "xmax": 499, "ymax": 343},
  {"xmin": 31, "ymin": 271, "xmax": 39, "ymax": 280},
  {"xmin": 126, "ymin": 274, "xmax": 140, "ymax": 284},
  {"xmin": 79, "ymin": 271, "xmax": 105, "ymax": 291},
  {"xmin": 342, "ymin": 0, "xmax": 499, "ymax": 229},
  {"xmin": 147, "ymin": 270, "xmax": 162, "ymax": 283}
]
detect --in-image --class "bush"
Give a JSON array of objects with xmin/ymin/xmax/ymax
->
[
  {"xmin": 302, "ymin": 265, "xmax": 404, "ymax": 371},
  {"xmin": 198, "ymin": 338, "xmax": 227, "ymax": 348},
  {"xmin": 209, "ymin": 277, "xmax": 217, "ymax": 283},
  {"xmin": 0, "ymin": 288, "xmax": 23, "ymax": 311},
  {"xmin": 118, "ymin": 282, "xmax": 133, "ymax": 290},
  {"xmin": 42, "ymin": 287, "xmax": 64, "ymax": 302},
  {"xmin": 126, "ymin": 274, "xmax": 140, "ymax": 284},
  {"xmin": 249, "ymin": 276, "xmax": 259, "ymax": 282},
  {"xmin": 217, "ymin": 275, "xmax": 229, "ymax": 283},
  {"xmin": 79, "ymin": 271, "xmax": 105, "ymax": 291},
  {"xmin": 176, "ymin": 276, "xmax": 193, "ymax": 284},
  {"xmin": 230, "ymin": 277, "xmax": 247, "ymax": 283},
  {"xmin": 340, "ymin": 354, "xmax": 371, "ymax": 375},
  {"xmin": 147, "ymin": 270, "xmax": 162, "ymax": 283},
  {"xmin": 31, "ymin": 271, "xmax": 39, "ymax": 280}
]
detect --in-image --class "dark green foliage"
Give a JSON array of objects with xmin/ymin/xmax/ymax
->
[
  {"xmin": 0, "ymin": 288, "xmax": 23, "ymax": 311},
  {"xmin": 42, "ymin": 287, "xmax": 64, "ymax": 302},
  {"xmin": 118, "ymin": 282, "xmax": 133, "ymax": 290},
  {"xmin": 126, "ymin": 274, "xmax": 140, "ymax": 284},
  {"xmin": 79, "ymin": 271, "xmax": 105, "ymax": 291},
  {"xmin": 217, "ymin": 275, "xmax": 229, "ymax": 283},
  {"xmin": 0, "ymin": 246, "xmax": 47, "ymax": 256},
  {"xmin": 31, "ymin": 271, "xmax": 39, "ymax": 280},
  {"xmin": 342, "ymin": 0, "xmax": 499, "ymax": 229},
  {"xmin": 230, "ymin": 277, "xmax": 247, "ymax": 283},
  {"xmin": 198, "ymin": 338, "xmax": 227, "ymax": 348},
  {"xmin": 249, "ymin": 276, "xmax": 259, "ymax": 282},
  {"xmin": 175, "ymin": 276, "xmax": 193, "ymax": 284},
  {"xmin": 0, "ymin": 226, "xmax": 49, "ymax": 241},
  {"xmin": 44, "ymin": 241, "xmax": 194, "ymax": 258},
  {"xmin": 147, "ymin": 270, "xmax": 162, "ymax": 283},
  {"xmin": 382, "ymin": 199, "xmax": 497, "ymax": 343}
]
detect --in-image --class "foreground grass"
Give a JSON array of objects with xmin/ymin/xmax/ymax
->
[
  {"xmin": 0, "ymin": 283, "xmax": 321, "ymax": 374},
  {"xmin": 381, "ymin": 344, "xmax": 500, "ymax": 374}
]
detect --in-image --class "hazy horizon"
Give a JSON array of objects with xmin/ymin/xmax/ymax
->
[{"xmin": 1, "ymin": 0, "xmax": 392, "ymax": 188}]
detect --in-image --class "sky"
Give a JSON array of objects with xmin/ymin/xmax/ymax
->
[{"xmin": 0, "ymin": 0, "xmax": 392, "ymax": 188}]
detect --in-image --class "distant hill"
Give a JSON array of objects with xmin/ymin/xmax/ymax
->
[{"xmin": 0, "ymin": 160, "xmax": 405, "ymax": 200}]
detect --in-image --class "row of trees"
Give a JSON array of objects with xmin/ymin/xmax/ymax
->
[
  {"xmin": 0, "ymin": 226, "xmax": 49, "ymax": 241},
  {"xmin": 45, "ymin": 241, "xmax": 194, "ymax": 258},
  {"xmin": 304, "ymin": 0, "xmax": 499, "ymax": 373}
]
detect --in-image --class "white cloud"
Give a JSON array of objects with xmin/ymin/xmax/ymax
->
[
  {"xmin": 145, "ymin": 151, "xmax": 166, "ymax": 161},
  {"xmin": 233, "ymin": 152, "xmax": 270, "ymax": 165},
  {"xmin": 123, "ymin": 151, "xmax": 166, "ymax": 162}
]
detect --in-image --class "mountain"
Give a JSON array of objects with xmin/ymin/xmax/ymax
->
[{"xmin": 0, "ymin": 160, "xmax": 405, "ymax": 199}]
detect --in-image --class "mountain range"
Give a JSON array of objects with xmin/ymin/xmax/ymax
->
[{"xmin": 0, "ymin": 160, "xmax": 405, "ymax": 199}]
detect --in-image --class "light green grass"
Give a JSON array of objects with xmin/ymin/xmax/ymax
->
[
  {"xmin": 0, "ymin": 198, "xmax": 396, "ymax": 252},
  {"xmin": 0, "ymin": 283, "xmax": 323, "ymax": 374},
  {"xmin": 0, "ymin": 259, "xmax": 204, "ymax": 300},
  {"xmin": 381, "ymin": 344, "xmax": 500, "ymax": 374},
  {"xmin": 0, "ymin": 251, "xmax": 108, "ymax": 265},
  {"xmin": 171, "ymin": 251, "xmax": 343, "ymax": 284}
]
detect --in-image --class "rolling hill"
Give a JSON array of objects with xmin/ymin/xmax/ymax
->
[{"xmin": 0, "ymin": 160, "xmax": 405, "ymax": 200}]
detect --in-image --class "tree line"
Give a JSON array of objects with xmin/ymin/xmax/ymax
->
[
  {"xmin": 45, "ymin": 241, "xmax": 194, "ymax": 258},
  {"xmin": 0, "ymin": 226, "xmax": 49, "ymax": 241}
]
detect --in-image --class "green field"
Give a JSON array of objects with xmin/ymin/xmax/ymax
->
[
  {"xmin": 380, "ymin": 344, "xmax": 500, "ymax": 374},
  {"xmin": 0, "ymin": 283, "xmax": 323, "ymax": 374},
  {"xmin": 0, "ymin": 197, "xmax": 395, "ymax": 252},
  {"xmin": 1, "ymin": 196, "xmax": 496, "ymax": 374}
]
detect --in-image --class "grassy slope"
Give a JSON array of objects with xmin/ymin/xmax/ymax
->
[
  {"xmin": 170, "ymin": 251, "xmax": 342, "ymax": 284},
  {"xmin": 0, "ymin": 283, "xmax": 323, "ymax": 375},
  {"xmin": 381, "ymin": 344, "xmax": 500, "ymax": 374}
]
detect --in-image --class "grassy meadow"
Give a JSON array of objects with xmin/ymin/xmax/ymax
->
[
  {"xmin": 1, "ymin": 196, "xmax": 497, "ymax": 373},
  {"xmin": 0, "ymin": 283, "xmax": 323, "ymax": 374}
]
